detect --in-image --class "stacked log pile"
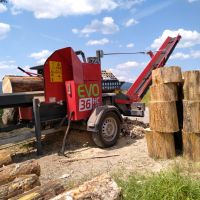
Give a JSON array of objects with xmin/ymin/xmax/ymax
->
[
  {"xmin": 0, "ymin": 159, "xmax": 41, "ymax": 199},
  {"xmin": 146, "ymin": 67, "xmax": 200, "ymax": 161},
  {"xmin": 182, "ymin": 71, "xmax": 200, "ymax": 161},
  {"xmin": 146, "ymin": 66, "xmax": 182, "ymax": 159}
]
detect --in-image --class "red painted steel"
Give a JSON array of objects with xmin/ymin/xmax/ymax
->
[
  {"xmin": 66, "ymin": 80, "xmax": 102, "ymax": 121},
  {"xmin": 19, "ymin": 107, "xmax": 32, "ymax": 120},
  {"xmin": 44, "ymin": 47, "xmax": 84, "ymax": 103},
  {"xmin": 127, "ymin": 35, "xmax": 181, "ymax": 102}
]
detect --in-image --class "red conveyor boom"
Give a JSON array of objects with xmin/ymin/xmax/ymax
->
[{"xmin": 127, "ymin": 35, "xmax": 181, "ymax": 102}]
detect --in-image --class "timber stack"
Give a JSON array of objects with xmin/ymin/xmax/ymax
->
[
  {"xmin": 182, "ymin": 71, "xmax": 200, "ymax": 161},
  {"xmin": 146, "ymin": 66, "xmax": 182, "ymax": 159}
]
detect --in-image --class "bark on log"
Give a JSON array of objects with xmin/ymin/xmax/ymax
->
[
  {"xmin": 2, "ymin": 75, "xmax": 44, "ymax": 125},
  {"xmin": 11, "ymin": 179, "xmax": 67, "ymax": 200},
  {"xmin": 183, "ymin": 70, "xmax": 200, "ymax": 101},
  {"xmin": 0, "ymin": 174, "xmax": 40, "ymax": 200},
  {"xmin": 182, "ymin": 131, "xmax": 200, "ymax": 161},
  {"xmin": 0, "ymin": 150, "xmax": 12, "ymax": 168},
  {"xmin": 150, "ymin": 83, "xmax": 178, "ymax": 101},
  {"xmin": 51, "ymin": 174, "xmax": 121, "ymax": 200},
  {"xmin": 183, "ymin": 100, "xmax": 200, "ymax": 133},
  {"xmin": 149, "ymin": 101, "xmax": 179, "ymax": 132},
  {"xmin": 152, "ymin": 66, "xmax": 182, "ymax": 85},
  {"xmin": 145, "ymin": 129, "xmax": 175, "ymax": 159},
  {"xmin": 2, "ymin": 76, "xmax": 44, "ymax": 93},
  {"xmin": 0, "ymin": 160, "xmax": 40, "ymax": 186}
]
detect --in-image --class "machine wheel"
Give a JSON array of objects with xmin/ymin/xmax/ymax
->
[{"xmin": 92, "ymin": 112, "xmax": 121, "ymax": 148}]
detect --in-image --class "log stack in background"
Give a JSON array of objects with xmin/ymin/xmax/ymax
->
[
  {"xmin": 146, "ymin": 66, "xmax": 183, "ymax": 159},
  {"xmin": 182, "ymin": 71, "xmax": 200, "ymax": 161}
]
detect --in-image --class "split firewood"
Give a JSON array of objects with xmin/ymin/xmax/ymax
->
[
  {"xmin": 0, "ymin": 160, "xmax": 40, "ymax": 186},
  {"xmin": 0, "ymin": 150, "xmax": 12, "ymax": 168},
  {"xmin": 51, "ymin": 174, "xmax": 121, "ymax": 200},
  {"xmin": 183, "ymin": 70, "xmax": 200, "ymax": 101},
  {"xmin": 183, "ymin": 100, "xmax": 200, "ymax": 133},
  {"xmin": 182, "ymin": 131, "xmax": 200, "ymax": 162},
  {"xmin": 152, "ymin": 66, "xmax": 182, "ymax": 85},
  {"xmin": 150, "ymin": 83, "xmax": 178, "ymax": 101},
  {"xmin": 149, "ymin": 101, "xmax": 179, "ymax": 133},
  {"xmin": 0, "ymin": 174, "xmax": 40, "ymax": 200},
  {"xmin": 10, "ymin": 179, "xmax": 68, "ymax": 200}
]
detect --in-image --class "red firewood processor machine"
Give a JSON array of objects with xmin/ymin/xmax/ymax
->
[{"xmin": 0, "ymin": 35, "xmax": 181, "ymax": 155}]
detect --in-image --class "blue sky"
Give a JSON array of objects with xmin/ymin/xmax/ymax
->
[{"xmin": 0, "ymin": 0, "xmax": 199, "ymax": 82}]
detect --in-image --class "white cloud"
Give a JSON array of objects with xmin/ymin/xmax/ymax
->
[
  {"xmin": 86, "ymin": 38, "xmax": 109, "ymax": 46},
  {"xmin": 108, "ymin": 68, "xmax": 135, "ymax": 82},
  {"xmin": 118, "ymin": 0, "xmax": 144, "ymax": 9},
  {"xmin": 0, "ymin": 4, "xmax": 7, "ymax": 13},
  {"xmin": 170, "ymin": 50, "xmax": 200, "ymax": 60},
  {"xmin": 10, "ymin": 0, "xmax": 118, "ymax": 19},
  {"xmin": 0, "ymin": 60, "xmax": 17, "ymax": 69},
  {"xmin": 72, "ymin": 28, "xmax": 79, "ymax": 34},
  {"xmin": 125, "ymin": 18, "xmax": 138, "ymax": 27},
  {"xmin": 170, "ymin": 52, "xmax": 190, "ymax": 60},
  {"xmin": 29, "ymin": 50, "xmax": 51, "ymax": 64},
  {"xmin": 126, "ymin": 43, "xmax": 134, "ymax": 48},
  {"xmin": 116, "ymin": 61, "xmax": 145, "ymax": 70},
  {"xmin": 0, "ymin": 23, "xmax": 11, "ymax": 39},
  {"xmin": 151, "ymin": 29, "xmax": 200, "ymax": 49},
  {"xmin": 73, "ymin": 17, "xmax": 119, "ymax": 36},
  {"xmin": 188, "ymin": 0, "xmax": 199, "ymax": 3}
]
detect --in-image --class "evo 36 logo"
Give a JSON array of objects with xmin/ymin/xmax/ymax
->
[{"xmin": 78, "ymin": 83, "xmax": 100, "ymax": 112}]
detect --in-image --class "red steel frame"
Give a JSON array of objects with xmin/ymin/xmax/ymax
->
[{"xmin": 127, "ymin": 35, "xmax": 181, "ymax": 102}]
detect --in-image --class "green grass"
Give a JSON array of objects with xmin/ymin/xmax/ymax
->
[{"xmin": 115, "ymin": 168, "xmax": 200, "ymax": 200}]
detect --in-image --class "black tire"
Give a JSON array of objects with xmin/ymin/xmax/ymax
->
[{"xmin": 92, "ymin": 112, "xmax": 121, "ymax": 148}]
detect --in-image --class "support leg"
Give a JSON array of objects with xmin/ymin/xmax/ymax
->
[{"xmin": 33, "ymin": 98, "xmax": 43, "ymax": 155}]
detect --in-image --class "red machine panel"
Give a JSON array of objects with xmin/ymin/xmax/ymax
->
[
  {"xmin": 82, "ymin": 63, "xmax": 101, "ymax": 81},
  {"xmin": 66, "ymin": 80, "xmax": 102, "ymax": 121},
  {"xmin": 44, "ymin": 47, "xmax": 83, "ymax": 103}
]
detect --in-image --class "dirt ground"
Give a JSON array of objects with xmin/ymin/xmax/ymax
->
[{"xmin": 7, "ymin": 127, "xmax": 175, "ymax": 186}]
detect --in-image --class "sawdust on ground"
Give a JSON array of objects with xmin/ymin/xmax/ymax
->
[{"xmin": 7, "ymin": 119, "xmax": 175, "ymax": 185}]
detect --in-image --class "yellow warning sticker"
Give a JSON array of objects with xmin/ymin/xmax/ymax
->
[{"xmin": 49, "ymin": 61, "xmax": 63, "ymax": 82}]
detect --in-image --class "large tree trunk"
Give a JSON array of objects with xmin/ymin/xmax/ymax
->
[
  {"xmin": 0, "ymin": 160, "xmax": 40, "ymax": 186},
  {"xmin": 2, "ymin": 76, "xmax": 44, "ymax": 93},
  {"xmin": 152, "ymin": 66, "xmax": 182, "ymax": 85},
  {"xmin": 1, "ymin": 75, "xmax": 44, "ymax": 125},
  {"xmin": 0, "ymin": 150, "xmax": 12, "ymax": 167},
  {"xmin": 182, "ymin": 70, "xmax": 200, "ymax": 100},
  {"xmin": 150, "ymin": 83, "xmax": 178, "ymax": 101},
  {"xmin": 182, "ymin": 131, "xmax": 200, "ymax": 161},
  {"xmin": 183, "ymin": 100, "xmax": 200, "ymax": 133},
  {"xmin": 0, "ymin": 174, "xmax": 40, "ymax": 200},
  {"xmin": 149, "ymin": 101, "xmax": 179, "ymax": 132}
]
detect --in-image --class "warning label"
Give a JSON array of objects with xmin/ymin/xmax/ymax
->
[{"xmin": 49, "ymin": 61, "xmax": 63, "ymax": 82}]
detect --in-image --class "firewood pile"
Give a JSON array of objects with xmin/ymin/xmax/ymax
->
[
  {"xmin": 0, "ymin": 150, "xmax": 121, "ymax": 200},
  {"xmin": 121, "ymin": 118, "xmax": 148, "ymax": 139},
  {"xmin": 145, "ymin": 66, "xmax": 200, "ymax": 161}
]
